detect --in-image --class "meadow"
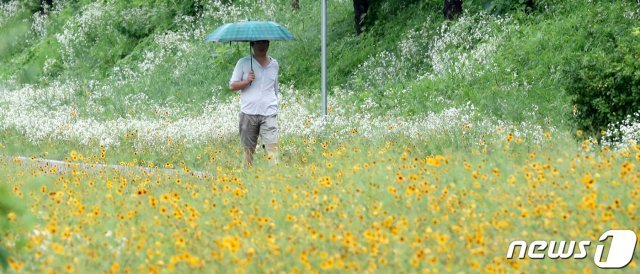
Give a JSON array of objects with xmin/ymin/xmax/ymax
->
[
  {"xmin": 1, "ymin": 0, "xmax": 640, "ymax": 272},
  {"xmin": 2, "ymin": 133, "xmax": 640, "ymax": 272}
]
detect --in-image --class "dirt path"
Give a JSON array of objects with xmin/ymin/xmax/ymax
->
[{"xmin": 1, "ymin": 155, "xmax": 209, "ymax": 178}]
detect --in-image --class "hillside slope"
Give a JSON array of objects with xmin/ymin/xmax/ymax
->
[{"xmin": 0, "ymin": 0, "xmax": 639, "ymax": 156}]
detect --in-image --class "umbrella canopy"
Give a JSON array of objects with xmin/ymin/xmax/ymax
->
[{"xmin": 205, "ymin": 21, "xmax": 294, "ymax": 42}]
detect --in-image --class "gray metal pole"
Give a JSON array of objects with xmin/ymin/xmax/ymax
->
[{"xmin": 321, "ymin": 0, "xmax": 327, "ymax": 118}]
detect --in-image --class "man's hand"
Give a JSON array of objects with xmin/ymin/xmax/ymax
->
[{"xmin": 246, "ymin": 70, "xmax": 255, "ymax": 83}]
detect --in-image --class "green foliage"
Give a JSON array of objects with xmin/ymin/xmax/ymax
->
[
  {"xmin": 464, "ymin": 0, "xmax": 532, "ymax": 14},
  {"xmin": 364, "ymin": 0, "xmax": 439, "ymax": 29},
  {"xmin": 360, "ymin": 0, "xmax": 638, "ymax": 131},
  {"xmin": 576, "ymin": 9, "xmax": 637, "ymax": 131},
  {"xmin": 0, "ymin": 183, "xmax": 20, "ymax": 270},
  {"xmin": 0, "ymin": 0, "xmax": 205, "ymax": 84},
  {"xmin": 0, "ymin": 20, "xmax": 25, "ymax": 270},
  {"xmin": 568, "ymin": 28, "xmax": 640, "ymax": 134}
]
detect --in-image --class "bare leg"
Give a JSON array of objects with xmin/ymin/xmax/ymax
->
[{"xmin": 244, "ymin": 147, "xmax": 256, "ymax": 166}]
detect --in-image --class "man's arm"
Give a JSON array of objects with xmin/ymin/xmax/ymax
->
[
  {"xmin": 229, "ymin": 59, "xmax": 255, "ymax": 91},
  {"xmin": 230, "ymin": 70, "xmax": 255, "ymax": 91}
]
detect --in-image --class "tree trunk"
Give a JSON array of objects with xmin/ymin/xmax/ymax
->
[
  {"xmin": 443, "ymin": 0, "xmax": 463, "ymax": 20},
  {"xmin": 353, "ymin": 0, "xmax": 369, "ymax": 35},
  {"xmin": 291, "ymin": 0, "xmax": 299, "ymax": 11},
  {"xmin": 40, "ymin": 0, "xmax": 52, "ymax": 14}
]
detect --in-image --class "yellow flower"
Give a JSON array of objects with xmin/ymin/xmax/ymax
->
[
  {"xmin": 388, "ymin": 186, "xmax": 397, "ymax": 194},
  {"xmin": 149, "ymin": 197, "xmax": 158, "ymax": 208},
  {"xmin": 581, "ymin": 173, "xmax": 595, "ymax": 189},
  {"xmin": 426, "ymin": 157, "xmax": 440, "ymax": 167},
  {"xmin": 110, "ymin": 262, "xmax": 120, "ymax": 273},
  {"xmin": 51, "ymin": 243, "xmax": 65, "ymax": 254},
  {"xmin": 579, "ymin": 192, "xmax": 598, "ymax": 210},
  {"xmin": 492, "ymin": 167, "xmax": 501, "ymax": 177},
  {"xmin": 379, "ymin": 257, "xmax": 387, "ymax": 265},
  {"xmin": 506, "ymin": 133, "xmax": 514, "ymax": 142},
  {"xmin": 175, "ymin": 237, "xmax": 186, "ymax": 246},
  {"xmin": 411, "ymin": 257, "xmax": 420, "ymax": 267},
  {"xmin": 436, "ymin": 233, "xmax": 449, "ymax": 245},
  {"xmin": 7, "ymin": 212, "xmax": 16, "ymax": 222}
]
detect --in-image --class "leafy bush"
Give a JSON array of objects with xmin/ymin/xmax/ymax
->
[{"xmin": 567, "ymin": 13, "xmax": 640, "ymax": 134}]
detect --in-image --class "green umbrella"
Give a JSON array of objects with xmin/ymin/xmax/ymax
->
[
  {"xmin": 206, "ymin": 21, "xmax": 295, "ymax": 69},
  {"xmin": 206, "ymin": 20, "xmax": 294, "ymax": 42}
]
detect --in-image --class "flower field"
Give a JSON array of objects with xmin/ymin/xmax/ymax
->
[
  {"xmin": 2, "ymin": 133, "xmax": 639, "ymax": 273},
  {"xmin": 2, "ymin": 0, "xmax": 640, "ymax": 272}
]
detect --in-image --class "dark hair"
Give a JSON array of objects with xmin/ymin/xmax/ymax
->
[{"xmin": 250, "ymin": 40, "xmax": 270, "ymax": 46}]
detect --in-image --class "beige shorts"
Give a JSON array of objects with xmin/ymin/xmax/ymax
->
[{"xmin": 239, "ymin": 112, "xmax": 278, "ymax": 149}]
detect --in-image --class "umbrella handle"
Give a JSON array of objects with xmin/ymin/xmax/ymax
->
[{"xmin": 249, "ymin": 43, "xmax": 252, "ymax": 86}]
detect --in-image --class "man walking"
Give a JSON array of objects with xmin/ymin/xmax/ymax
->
[{"xmin": 229, "ymin": 40, "xmax": 279, "ymax": 166}]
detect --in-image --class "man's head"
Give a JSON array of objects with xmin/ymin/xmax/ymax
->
[{"xmin": 250, "ymin": 40, "xmax": 270, "ymax": 55}]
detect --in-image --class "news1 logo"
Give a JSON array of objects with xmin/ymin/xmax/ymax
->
[{"xmin": 506, "ymin": 230, "xmax": 638, "ymax": 269}]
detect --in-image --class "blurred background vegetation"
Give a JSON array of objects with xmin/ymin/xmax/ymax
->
[{"xmin": 0, "ymin": 0, "xmax": 637, "ymax": 136}]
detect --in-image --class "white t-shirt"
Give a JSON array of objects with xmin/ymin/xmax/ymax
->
[{"xmin": 229, "ymin": 55, "xmax": 279, "ymax": 116}]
